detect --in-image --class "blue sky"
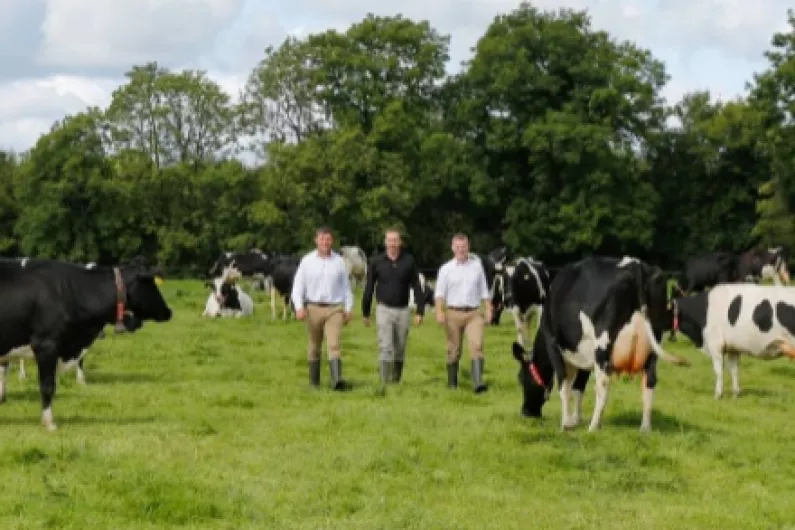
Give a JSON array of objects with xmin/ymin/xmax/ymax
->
[{"xmin": 0, "ymin": 0, "xmax": 790, "ymax": 153}]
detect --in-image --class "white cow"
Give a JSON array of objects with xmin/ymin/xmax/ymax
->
[
  {"xmin": 203, "ymin": 265, "xmax": 254, "ymax": 317},
  {"xmin": 341, "ymin": 246, "xmax": 368, "ymax": 288},
  {"xmin": 675, "ymin": 284, "xmax": 795, "ymax": 399}
]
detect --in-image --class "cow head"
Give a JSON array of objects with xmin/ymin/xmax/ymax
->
[
  {"xmin": 208, "ymin": 252, "xmax": 233, "ymax": 278},
  {"xmin": 766, "ymin": 247, "xmax": 790, "ymax": 285},
  {"xmin": 121, "ymin": 267, "xmax": 173, "ymax": 328},
  {"xmin": 512, "ymin": 339, "xmax": 552, "ymax": 418}
]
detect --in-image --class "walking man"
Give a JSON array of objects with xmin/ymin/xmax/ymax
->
[
  {"xmin": 434, "ymin": 233, "xmax": 492, "ymax": 393},
  {"xmin": 291, "ymin": 226, "xmax": 354, "ymax": 390},
  {"xmin": 362, "ymin": 228, "xmax": 425, "ymax": 384}
]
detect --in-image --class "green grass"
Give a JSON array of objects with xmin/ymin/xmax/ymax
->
[{"xmin": 2, "ymin": 279, "xmax": 795, "ymax": 529}]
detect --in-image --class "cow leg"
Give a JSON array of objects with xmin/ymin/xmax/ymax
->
[
  {"xmin": 726, "ymin": 352, "xmax": 741, "ymax": 398},
  {"xmin": 18, "ymin": 358, "xmax": 27, "ymax": 380},
  {"xmin": 710, "ymin": 350, "xmax": 725, "ymax": 399},
  {"xmin": 587, "ymin": 365, "xmax": 610, "ymax": 432},
  {"xmin": 640, "ymin": 355, "xmax": 658, "ymax": 432},
  {"xmin": 511, "ymin": 306, "xmax": 528, "ymax": 347},
  {"xmin": 560, "ymin": 363, "xmax": 578, "ymax": 430},
  {"xmin": 270, "ymin": 289, "xmax": 277, "ymax": 320},
  {"xmin": 570, "ymin": 369, "xmax": 590, "ymax": 426},
  {"xmin": 76, "ymin": 357, "xmax": 86, "ymax": 385},
  {"xmin": 0, "ymin": 361, "xmax": 7, "ymax": 403},
  {"xmin": 33, "ymin": 343, "xmax": 59, "ymax": 431}
]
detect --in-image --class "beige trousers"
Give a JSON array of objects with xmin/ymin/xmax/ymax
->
[
  {"xmin": 444, "ymin": 309, "xmax": 485, "ymax": 363},
  {"xmin": 305, "ymin": 304, "xmax": 344, "ymax": 361}
]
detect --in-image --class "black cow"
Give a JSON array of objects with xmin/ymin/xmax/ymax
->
[
  {"xmin": 208, "ymin": 249, "xmax": 273, "ymax": 289},
  {"xmin": 511, "ymin": 256, "xmax": 689, "ymax": 432},
  {"xmin": 0, "ymin": 259, "xmax": 172, "ymax": 430},
  {"xmin": 270, "ymin": 261, "xmax": 299, "ymax": 320}
]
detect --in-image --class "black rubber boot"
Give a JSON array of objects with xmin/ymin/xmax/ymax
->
[
  {"xmin": 379, "ymin": 361, "xmax": 391, "ymax": 385},
  {"xmin": 447, "ymin": 361, "xmax": 459, "ymax": 388},
  {"xmin": 329, "ymin": 358, "xmax": 347, "ymax": 391},
  {"xmin": 471, "ymin": 358, "xmax": 487, "ymax": 393},
  {"xmin": 309, "ymin": 360, "xmax": 320, "ymax": 387},
  {"xmin": 392, "ymin": 361, "xmax": 404, "ymax": 383}
]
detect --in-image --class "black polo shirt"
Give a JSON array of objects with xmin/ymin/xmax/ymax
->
[{"xmin": 362, "ymin": 251, "xmax": 426, "ymax": 317}]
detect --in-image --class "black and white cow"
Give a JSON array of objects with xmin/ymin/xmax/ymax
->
[
  {"xmin": 0, "ymin": 259, "xmax": 172, "ymax": 430},
  {"xmin": 673, "ymin": 284, "xmax": 795, "ymax": 399},
  {"xmin": 682, "ymin": 247, "xmax": 790, "ymax": 295},
  {"xmin": 208, "ymin": 249, "xmax": 273, "ymax": 290},
  {"xmin": 203, "ymin": 265, "xmax": 254, "ymax": 317},
  {"xmin": 502, "ymin": 257, "xmax": 550, "ymax": 347},
  {"xmin": 408, "ymin": 272, "xmax": 435, "ymax": 314},
  {"xmin": 511, "ymin": 256, "xmax": 690, "ymax": 432},
  {"xmin": 270, "ymin": 261, "xmax": 299, "ymax": 320}
]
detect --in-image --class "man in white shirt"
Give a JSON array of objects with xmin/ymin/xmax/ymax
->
[
  {"xmin": 434, "ymin": 233, "xmax": 492, "ymax": 393},
  {"xmin": 291, "ymin": 226, "xmax": 355, "ymax": 390}
]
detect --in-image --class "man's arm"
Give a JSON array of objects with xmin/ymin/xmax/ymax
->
[
  {"xmin": 361, "ymin": 258, "xmax": 377, "ymax": 318},
  {"xmin": 290, "ymin": 260, "xmax": 306, "ymax": 311},
  {"xmin": 434, "ymin": 266, "xmax": 447, "ymax": 313},
  {"xmin": 341, "ymin": 260, "xmax": 354, "ymax": 314},
  {"xmin": 409, "ymin": 259, "xmax": 425, "ymax": 317}
]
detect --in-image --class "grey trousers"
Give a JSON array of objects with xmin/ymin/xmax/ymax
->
[{"xmin": 376, "ymin": 304, "xmax": 411, "ymax": 362}]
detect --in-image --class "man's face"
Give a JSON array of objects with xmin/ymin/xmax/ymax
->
[
  {"xmin": 316, "ymin": 232, "xmax": 333, "ymax": 254},
  {"xmin": 452, "ymin": 237, "xmax": 469, "ymax": 260},
  {"xmin": 385, "ymin": 232, "xmax": 401, "ymax": 254}
]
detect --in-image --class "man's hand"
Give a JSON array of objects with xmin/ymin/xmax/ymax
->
[
  {"xmin": 436, "ymin": 311, "xmax": 445, "ymax": 325},
  {"xmin": 414, "ymin": 315, "xmax": 423, "ymax": 326},
  {"xmin": 343, "ymin": 312, "xmax": 353, "ymax": 324},
  {"xmin": 485, "ymin": 307, "xmax": 493, "ymax": 324},
  {"xmin": 296, "ymin": 309, "xmax": 306, "ymax": 321},
  {"xmin": 363, "ymin": 317, "xmax": 371, "ymax": 327}
]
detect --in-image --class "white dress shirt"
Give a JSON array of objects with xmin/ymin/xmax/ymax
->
[
  {"xmin": 291, "ymin": 250, "xmax": 354, "ymax": 312},
  {"xmin": 434, "ymin": 256, "xmax": 490, "ymax": 308}
]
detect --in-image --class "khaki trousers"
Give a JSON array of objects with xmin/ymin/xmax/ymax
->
[
  {"xmin": 305, "ymin": 304, "xmax": 344, "ymax": 361},
  {"xmin": 376, "ymin": 304, "xmax": 411, "ymax": 362},
  {"xmin": 444, "ymin": 309, "xmax": 485, "ymax": 363}
]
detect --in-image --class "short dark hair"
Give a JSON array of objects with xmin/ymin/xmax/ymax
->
[
  {"xmin": 315, "ymin": 226, "xmax": 333, "ymax": 236},
  {"xmin": 452, "ymin": 232, "xmax": 468, "ymax": 241}
]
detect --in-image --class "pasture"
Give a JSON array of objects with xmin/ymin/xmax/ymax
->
[{"xmin": 2, "ymin": 280, "xmax": 795, "ymax": 529}]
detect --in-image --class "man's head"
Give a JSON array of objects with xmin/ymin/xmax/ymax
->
[
  {"xmin": 451, "ymin": 233, "xmax": 469, "ymax": 262},
  {"xmin": 385, "ymin": 228, "xmax": 402, "ymax": 255},
  {"xmin": 315, "ymin": 226, "xmax": 334, "ymax": 255}
]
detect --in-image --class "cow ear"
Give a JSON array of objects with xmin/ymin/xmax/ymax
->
[{"xmin": 512, "ymin": 342, "xmax": 526, "ymax": 363}]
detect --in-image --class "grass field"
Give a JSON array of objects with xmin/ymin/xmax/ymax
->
[{"xmin": 2, "ymin": 279, "xmax": 795, "ymax": 529}]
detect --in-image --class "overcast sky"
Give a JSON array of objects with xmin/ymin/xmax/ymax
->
[{"xmin": 0, "ymin": 0, "xmax": 790, "ymax": 153}]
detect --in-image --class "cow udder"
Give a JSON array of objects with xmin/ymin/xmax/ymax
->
[{"xmin": 610, "ymin": 313, "xmax": 651, "ymax": 374}]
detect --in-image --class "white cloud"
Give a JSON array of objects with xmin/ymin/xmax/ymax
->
[
  {"xmin": 0, "ymin": 0, "xmax": 790, "ymax": 153},
  {"xmin": 38, "ymin": 0, "xmax": 245, "ymax": 69}
]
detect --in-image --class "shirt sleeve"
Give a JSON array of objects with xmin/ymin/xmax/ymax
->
[
  {"xmin": 478, "ymin": 263, "xmax": 490, "ymax": 301},
  {"xmin": 341, "ymin": 259, "xmax": 354, "ymax": 313},
  {"xmin": 361, "ymin": 258, "xmax": 377, "ymax": 318},
  {"xmin": 290, "ymin": 259, "xmax": 306, "ymax": 311},
  {"xmin": 435, "ymin": 265, "xmax": 447, "ymax": 302},
  {"xmin": 409, "ymin": 259, "xmax": 426, "ymax": 316}
]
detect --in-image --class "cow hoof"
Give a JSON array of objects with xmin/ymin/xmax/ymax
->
[
  {"xmin": 714, "ymin": 392, "xmax": 723, "ymax": 400},
  {"xmin": 639, "ymin": 424, "xmax": 651, "ymax": 433},
  {"xmin": 42, "ymin": 421, "xmax": 58, "ymax": 432},
  {"xmin": 587, "ymin": 423, "xmax": 601, "ymax": 433},
  {"xmin": 0, "ymin": 395, "xmax": 5, "ymax": 404},
  {"xmin": 732, "ymin": 391, "xmax": 741, "ymax": 399},
  {"xmin": 76, "ymin": 377, "xmax": 86, "ymax": 386}
]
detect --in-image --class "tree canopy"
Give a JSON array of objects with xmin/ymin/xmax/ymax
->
[{"xmin": 4, "ymin": 4, "xmax": 795, "ymax": 275}]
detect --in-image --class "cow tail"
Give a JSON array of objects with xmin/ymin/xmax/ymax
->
[{"xmin": 641, "ymin": 317, "xmax": 690, "ymax": 366}]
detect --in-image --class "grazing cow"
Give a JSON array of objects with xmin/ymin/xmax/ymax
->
[
  {"xmin": 737, "ymin": 247, "xmax": 790, "ymax": 285},
  {"xmin": 408, "ymin": 272, "xmax": 435, "ymax": 314},
  {"xmin": 340, "ymin": 246, "xmax": 368, "ymax": 288},
  {"xmin": 0, "ymin": 259, "xmax": 172, "ymax": 430},
  {"xmin": 511, "ymin": 256, "xmax": 690, "ymax": 432},
  {"xmin": 208, "ymin": 249, "xmax": 273, "ymax": 290},
  {"xmin": 673, "ymin": 284, "xmax": 795, "ymax": 399},
  {"xmin": 503, "ymin": 257, "xmax": 550, "ymax": 347},
  {"xmin": 203, "ymin": 266, "xmax": 254, "ymax": 317},
  {"xmin": 270, "ymin": 261, "xmax": 299, "ymax": 320}
]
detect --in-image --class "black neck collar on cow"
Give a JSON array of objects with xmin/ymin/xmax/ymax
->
[{"xmin": 113, "ymin": 267, "xmax": 127, "ymax": 333}]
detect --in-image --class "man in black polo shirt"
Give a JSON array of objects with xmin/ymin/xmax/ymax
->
[{"xmin": 362, "ymin": 228, "xmax": 426, "ymax": 384}]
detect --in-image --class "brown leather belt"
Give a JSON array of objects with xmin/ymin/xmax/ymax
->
[
  {"xmin": 307, "ymin": 302, "xmax": 338, "ymax": 307},
  {"xmin": 448, "ymin": 306, "xmax": 478, "ymax": 312}
]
